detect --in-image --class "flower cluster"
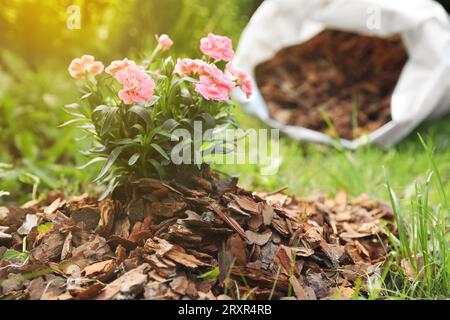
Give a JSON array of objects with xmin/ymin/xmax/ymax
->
[
  {"xmin": 66, "ymin": 33, "xmax": 251, "ymax": 196},
  {"xmin": 68, "ymin": 55, "xmax": 104, "ymax": 79},
  {"xmin": 69, "ymin": 33, "xmax": 252, "ymax": 104}
]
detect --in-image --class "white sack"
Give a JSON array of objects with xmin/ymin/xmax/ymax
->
[{"xmin": 234, "ymin": 0, "xmax": 450, "ymax": 148}]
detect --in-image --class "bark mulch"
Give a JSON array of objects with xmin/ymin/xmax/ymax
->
[
  {"xmin": 0, "ymin": 170, "xmax": 394, "ymax": 300},
  {"xmin": 255, "ymin": 29, "xmax": 408, "ymax": 140}
]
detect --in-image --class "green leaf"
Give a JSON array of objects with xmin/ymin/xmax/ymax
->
[
  {"xmin": 128, "ymin": 153, "xmax": 141, "ymax": 166},
  {"xmin": 98, "ymin": 176, "xmax": 120, "ymax": 201},
  {"xmin": 198, "ymin": 113, "xmax": 215, "ymax": 129},
  {"xmin": 151, "ymin": 144, "xmax": 170, "ymax": 160},
  {"xmin": 161, "ymin": 119, "xmax": 179, "ymax": 133},
  {"xmin": 132, "ymin": 124, "xmax": 146, "ymax": 134},
  {"xmin": 197, "ymin": 267, "xmax": 220, "ymax": 280},
  {"xmin": 76, "ymin": 157, "xmax": 106, "ymax": 170},
  {"xmin": 19, "ymin": 172, "xmax": 40, "ymax": 186},
  {"xmin": 59, "ymin": 118, "xmax": 89, "ymax": 128},
  {"xmin": 129, "ymin": 105, "xmax": 152, "ymax": 128},
  {"xmin": 110, "ymin": 138, "xmax": 135, "ymax": 145},
  {"xmin": 0, "ymin": 191, "xmax": 10, "ymax": 198},
  {"xmin": 2, "ymin": 249, "xmax": 29, "ymax": 263},
  {"xmin": 94, "ymin": 146, "xmax": 126, "ymax": 183},
  {"xmin": 100, "ymin": 107, "xmax": 119, "ymax": 136},
  {"xmin": 148, "ymin": 159, "xmax": 164, "ymax": 178},
  {"xmin": 63, "ymin": 104, "xmax": 85, "ymax": 118},
  {"xmin": 81, "ymin": 92, "xmax": 93, "ymax": 100},
  {"xmin": 0, "ymin": 163, "xmax": 13, "ymax": 170},
  {"xmin": 93, "ymin": 105, "xmax": 111, "ymax": 113},
  {"xmin": 37, "ymin": 222, "xmax": 54, "ymax": 234}
]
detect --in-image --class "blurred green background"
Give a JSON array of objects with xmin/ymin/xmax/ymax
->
[{"xmin": 0, "ymin": 0, "xmax": 261, "ymax": 202}]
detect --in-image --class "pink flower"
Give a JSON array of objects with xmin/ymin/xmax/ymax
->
[
  {"xmin": 200, "ymin": 64, "xmax": 234, "ymax": 91},
  {"xmin": 68, "ymin": 55, "xmax": 104, "ymax": 79},
  {"xmin": 105, "ymin": 58, "xmax": 136, "ymax": 76},
  {"xmin": 174, "ymin": 58, "xmax": 207, "ymax": 77},
  {"xmin": 200, "ymin": 33, "xmax": 234, "ymax": 62},
  {"xmin": 115, "ymin": 65, "xmax": 154, "ymax": 105},
  {"xmin": 195, "ymin": 76, "xmax": 232, "ymax": 101},
  {"xmin": 156, "ymin": 34, "xmax": 174, "ymax": 50},
  {"xmin": 226, "ymin": 63, "xmax": 253, "ymax": 98}
]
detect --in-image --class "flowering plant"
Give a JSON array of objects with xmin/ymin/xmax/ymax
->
[{"xmin": 64, "ymin": 33, "xmax": 252, "ymax": 197}]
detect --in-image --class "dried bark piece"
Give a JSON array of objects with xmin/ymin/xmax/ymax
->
[
  {"xmin": 328, "ymin": 286, "xmax": 355, "ymax": 300},
  {"xmin": 0, "ymin": 206, "xmax": 26, "ymax": 227},
  {"xmin": 227, "ymin": 202, "xmax": 251, "ymax": 216},
  {"xmin": 150, "ymin": 201, "xmax": 187, "ymax": 218},
  {"xmin": 274, "ymin": 245, "xmax": 294, "ymax": 275},
  {"xmin": 17, "ymin": 214, "xmax": 39, "ymax": 235},
  {"xmin": 262, "ymin": 203, "xmax": 274, "ymax": 226},
  {"xmin": 179, "ymin": 210, "xmax": 210, "ymax": 227},
  {"xmin": 306, "ymin": 273, "xmax": 331, "ymax": 299},
  {"xmin": 230, "ymin": 266, "xmax": 289, "ymax": 291},
  {"xmin": 107, "ymin": 235, "xmax": 138, "ymax": 251},
  {"xmin": 165, "ymin": 246, "xmax": 208, "ymax": 269},
  {"xmin": 227, "ymin": 234, "xmax": 248, "ymax": 266},
  {"xmin": 264, "ymin": 193, "xmax": 288, "ymax": 208},
  {"xmin": 271, "ymin": 215, "xmax": 290, "ymax": 237},
  {"xmin": 248, "ymin": 214, "xmax": 263, "ymax": 231},
  {"xmin": 245, "ymin": 230, "xmax": 272, "ymax": 246},
  {"xmin": 71, "ymin": 235, "xmax": 113, "ymax": 264},
  {"xmin": 95, "ymin": 199, "xmax": 118, "ymax": 236},
  {"xmin": 126, "ymin": 199, "xmax": 145, "ymax": 225},
  {"xmin": 320, "ymin": 240, "xmax": 352, "ymax": 266},
  {"xmin": 144, "ymin": 254, "xmax": 176, "ymax": 278},
  {"xmin": 167, "ymin": 223, "xmax": 203, "ymax": 243},
  {"xmin": 74, "ymin": 283, "xmax": 105, "ymax": 300},
  {"xmin": 96, "ymin": 263, "xmax": 149, "ymax": 300},
  {"xmin": 0, "ymin": 226, "xmax": 12, "ymax": 246},
  {"xmin": 144, "ymin": 237, "xmax": 207, "ymax": 269},
  {"xmin": 115, "ymin": 244, "xmax": 127, "ymax": 263},
  {"xmin": 145, "ymin": 237, "xmax": 174, "ymax": 256},
  {"xmin": 30, "ymin": 230, "xmax": 65, "ymax": 263},
  {"xmin": 303, "ymin": 224, "xmax": 322, "ymax": 249},
  {"xmin": 190, "ymin": 175, "xmax": 213, "ymax": 192},
  {"xmin": 27, "ymin": 277, "xmax": 46, "ymax": 300},
  {"xmin": 401, "ymin": 257, "xmax": 423, "ymax": 282},
  {"xmin": 144, "ymin": 282, "xmax": 175, "ymax": 300},
  {"xmin": 289, "ymin": 276, "xmax": 316, "ymax": 300},
  {"xmin": 82, "ymin": 259, "xmax": 116, "ymax": 281},
  {"xmin": 113, "ymin": 217, "xmax": 131, "ymax": 239},
  {"xmin": 231, "ymin": 195, "xmax": 260, "ymax": 214},
  {"xmin": 210, "ymin": 202, "xmax": 248, "ymax": 241},
  {"xmin": 44, "ymin": 198, "xmax": 65, "ymax": 215},
  {"xmin": 170, "ymin": 275, "xmax": 189, "ymax": 295},
  {"xmin": 71, "ymin": 205, "xmax": 100, "ymax": 231},
  {"xmin": 260, "ymin": 242, "xmax": 278, "ymax": 267},
  {"xmin": 133, "ymin": 178, "xmax": 166, "ymax": 191},
  {"xmin": 61, "ymin": 232, "xmax": 73, "ymax": 260},
  {"xmin": 292, "ymin": 246, "xmax": 314, "ymax": 257}
]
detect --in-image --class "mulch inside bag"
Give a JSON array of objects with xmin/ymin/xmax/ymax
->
[
  {"xmin": 255, "ymin": 29, "xmax": 408, "ymax": 140},
  {"xmin": 0, "ymin": 169, "xmax": 394, "ymax": 300}
]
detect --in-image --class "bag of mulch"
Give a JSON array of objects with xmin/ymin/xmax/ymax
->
[{"xmin": 233, "ymin": 0, "xmax": 450, "ymax": 148}]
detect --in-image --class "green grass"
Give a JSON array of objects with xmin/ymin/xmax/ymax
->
[{"xmin": 219, "ymin": 106, "xmax": 450, "ymax": 203}]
